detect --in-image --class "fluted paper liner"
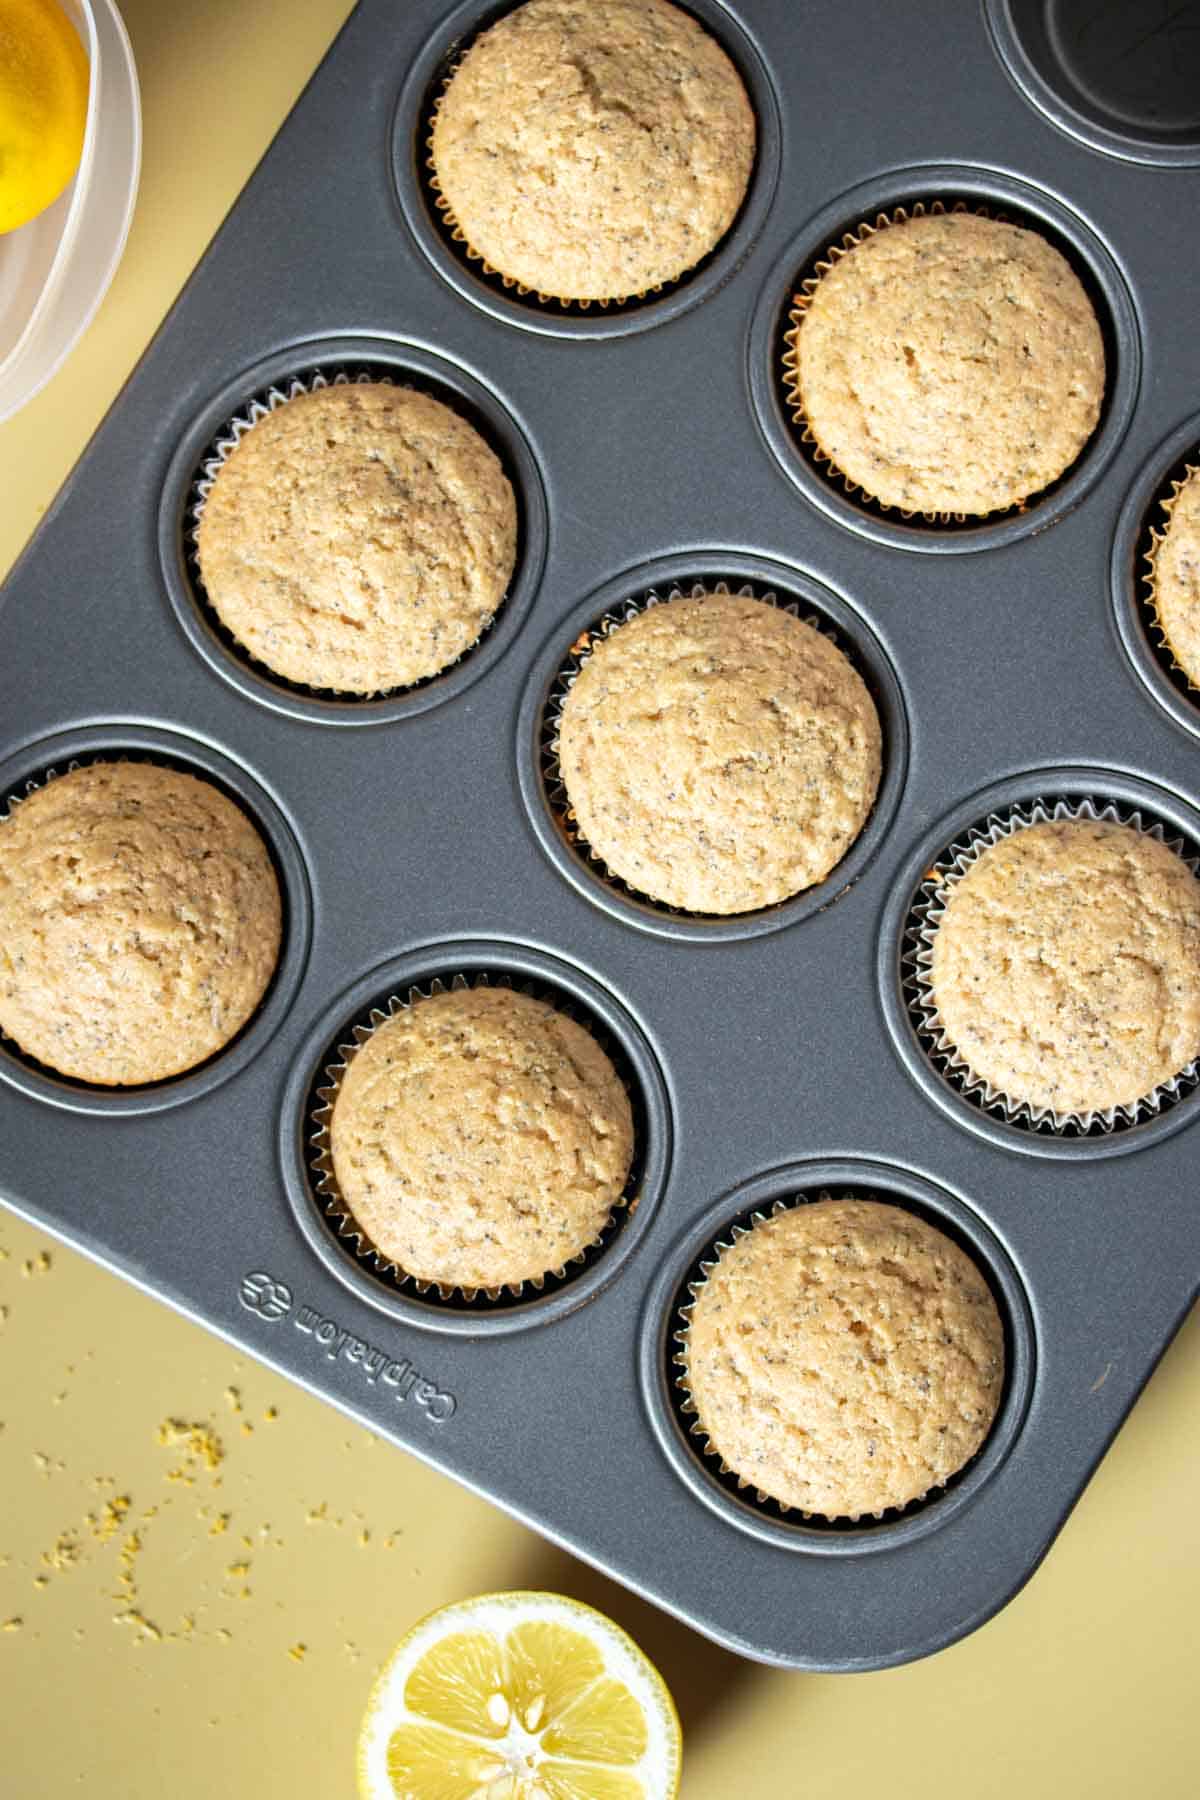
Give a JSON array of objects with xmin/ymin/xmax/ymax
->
[
  {"xmin": 425, "ymin": 50, "xmax": 702, "ymax": 313},
  {"xmin": 902, "ymin": 795, "xmax": 1200, "ymax": 1135},
  {"xmin": 1141, "ymin": 457, "xmax": 1200, "ymax": 696},
  {"xmin": 540, "ymin": 579, "xmax": 852, "ymax": 918},
  {"xmin": 0, "ymin": 753, "xmax": 279, "ymax": 1087},
  {"xmin": 780, "ymin": 199, "xmax": 1096, "ymax": 526},
  {"xmin": 671, "ymin": 1191, "xmax": 995, "ymax": 1525},
  {"xmin": 305, "ymin": 970, "xmax": 638, "ymax": 1307},
  {"xmin": 185, "ymin": 366, "xmax": 505, "ymax": 702}
]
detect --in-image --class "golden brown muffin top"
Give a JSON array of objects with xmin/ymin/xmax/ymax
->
[
  {"xmin": 430, "ymin": 0, "xmax": 755, "ymax": 301},
  {"xmin": 684, "ymin": 1199, "xmax": 1005, "ymax": 1518},
  {"xmin": 557, "ymin": 593, "xmax": 882, "ymax": 913},
  {"xmin": 791, "ymin": 212, "xmax": 1105, "ymax": 516},
  {"xmin": 929, "ymin": 818, "xmax": 1200, "ymax": 1117},
  {"xmin": 329, "ymin": 986, "xmax": 634, "ymax": 1291},
  {"xmin": 0, "ymin": 762, "xmax": 281, "ymax": 1085},
  {"xmin": 195, "ymin": 383, "xmax": 516, "ymax": 694},
  {"xmin": 1151, "ymin": 464, "xmax": 1200, "ymax": 689}
]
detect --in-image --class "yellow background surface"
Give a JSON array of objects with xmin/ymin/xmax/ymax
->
[{"xmin": 0, "ymin": 3, "xmax": 1197, "ymax": 1795}]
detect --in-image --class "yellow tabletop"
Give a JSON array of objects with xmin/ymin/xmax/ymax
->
[{"xmin": 1, "ymin": 4, "xmax": 1198, "ymax": 1796}]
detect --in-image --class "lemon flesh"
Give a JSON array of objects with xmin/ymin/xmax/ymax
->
[
  {"xmin": 0, "ymin": 0, "xmax": 89, "ymax": 235},
  {"xmin": 359, "ymin": 1592, "xmax": 681, "ymax": 1800}
]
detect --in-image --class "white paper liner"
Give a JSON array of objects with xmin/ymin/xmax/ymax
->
[
  {"xmin": 780, "ymin": 198, "xmax": 1098, "ymax": 526},
  {"xmin": 185, "ymin": 367, "xmax": 505, "ymax": 702},
  {"xmin": 902, "ymin": 796, "xmax": 1200, "ymax": 1134},
  {"xmin": 1141, "ymin": 458, "xmax": 1200, "ymax": 696},
  {"xmin": 424, "ymin": 46, "xmax": 697, "ymax": 312},
  {"xmin": 189, "ymin": 368, "xmax": 388, "ymax": 526},
  {"xmin": 671, "ymin": 1190, "xmax": 997, "ymax": 1524},
  {"xmin": 306, "ymin": 971, "xmax": 637, "ymax": 1306},
  {"xmin": 541, "ymin": 580, "xmax": 850, "ymax": 918},
  {"xmin": 0, "ymin": 753, "xmax": 279, "ymax": 1086}
]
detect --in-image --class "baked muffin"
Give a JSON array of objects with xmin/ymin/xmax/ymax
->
[
  {"xmin": 1150, "ymin": 463, "xmax": 1200, "ymax": 688},
  {"xmin": 929, "ymin": 818, "xmax": 1200, "ymax": 1117},
  {"xmin": 328, "ymin": 986, "xmax": 634, "ymax": 1291},
  {"xmin": 787, "ymin": 211, "xmax": 1105, "ymax": 516},
  {"xmin": 429, "ymin": 0, "xmax": 756, "ymax": 302},
  {"xmin": 0, "ymin": 762, "xmax": 281, "ymax": 1085},
  {"xmin": 683, "ymin": 1199, "xmax": 1004, "ymax": 1517},
  {"xmin": 195, "ymin": 383, "xmax": 517, "ymax": 693},
  {"xmin": 556, "ymin": 593, "xmax": 882, "ymax": 913}
]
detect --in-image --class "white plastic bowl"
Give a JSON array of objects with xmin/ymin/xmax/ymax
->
[{"xmin": 0, "ymin": 0, "xmax": 141, "ymax": 424}]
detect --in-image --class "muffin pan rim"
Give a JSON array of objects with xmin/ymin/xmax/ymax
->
[
  {"xmin": 515, "ymin": 549, "xmax": 910, "ymax": 941},
  {"xmin": 746, "ymin": 158, "xmax": 1142, "ymax": 554},
  {"xmin": 157, "ymin": 333, "xmax": 550, "ymax": 728},
  {"xmin": 983, "ymin": 0, "xmax": 1200, "ymax": 170},
  {"xmin": 1110, "ymin": 407, "xmax": 1200, "ymax": 744},
  {"xmin": 278, "ymin": 937, "xmax": 674, "ymax": 1337},
  {"xmin": 0, "ymin": 721, "xmax": 313, "ymax": 1117},
  {"xmin": 3, "ymin": 0, "xmax": 1199, "ymax": 1672},
  {"xmin": 878, "ymin": 762, "xmax": 1200, "ymax": 1159},
  {"xmin": 638, "ymin": 1157, "xmax": 1036, "ymax": 1558},
  {"xmin": 389, "ymin": 0, "xmax": 784, "ymax": 338}
]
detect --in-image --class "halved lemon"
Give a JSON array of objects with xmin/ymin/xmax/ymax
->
[
  {"xmin": 0, "ymin": 0, "xmax": 90, "ymax": 235},
  {"xmin": 357, "ymin": 1590, "xmax": 682, "ymax": 1800}
]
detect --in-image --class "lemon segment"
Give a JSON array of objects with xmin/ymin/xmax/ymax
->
[
  {"xmin": 506, "ymin": 1623, "xmax": 605, "ymax": 1730},
  {"xmin": 405, "ymin": 1631, "xmax": 510, "ymax": 1739},
  {"xmin": 0, "ymin": 0, "xmax": 89, "ymax": 235},
  {"xmin": 538, "ymin": 1765, "xmax": 648, "ymax": 1800},
  {"xmin": 542, "ymin": 1679, "xmax": 649, "ymax": 1764},
  {"xmin": 386, "ymin": 1723, "xmax": 508, "ymax": 1799},
  {"xmin": 358, "ymin": 1591, "xmax": 681, "ymax": 1800}
]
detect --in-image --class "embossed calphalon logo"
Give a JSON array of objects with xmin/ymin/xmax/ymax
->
[
  {"xmin": 239, "ymin": 1271, "xmax": 293, "ymax": 1321},
  {"xmin": 235, "ymin": 1271, "xmax": 457, "ymax": 1425}
]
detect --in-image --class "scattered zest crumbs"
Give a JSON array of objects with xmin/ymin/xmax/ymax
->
[
  {"xmin": 155, "ymin": 1419, "xmax": 224, "ymax": 1471},
  {"xmin": 89, "ymin": 1496, "xmax": 131, "ymax": 1543},
  {"xmin": 2, "ymin": 1618, "xmax": 22, "ymax": 1633},
  {"xmin": 40, "ymin": 1534, "xmax": 81, "ymax": 1572},
  {"xmin": 288, "ymin": 1642, "xmax": 307, "ymax": 1663},
  {"xmin": 115, "ymin": 1609, "xmax": 162, "ymax": 1642}
]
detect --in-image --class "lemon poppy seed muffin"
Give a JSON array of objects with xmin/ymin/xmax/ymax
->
[
  {"xmin": 195, "ymin": 383, "xmax": 517, "ymax": 694},
  {"xmin": 790, "ymin": 211, "xmax": 1105, "ymax": 516},
  {"xmin": 684, "ymin": 1199, "xmax": 1005, "ymax": 1518},
  {"xmin": 0, "ymin": 762, "xmax": 281, "ymax": 1085},
  {"xmin": 556, "ymin": 593, "xmax": 882, "ymax": 914},
  {"xmin": 1151, "ymin": 464, "xmax": 1200, "ymax": 688},
  {"xmin": 329, "ymin": 986, "xmax": 634, "ymax": 1291},
  {"xmin": 929, "ymin": 818, "xmax": 1200, "ymax": 1118},
  {"xmin": 430, "ymin": 0, "xmax": 756, "ymax": 302}
]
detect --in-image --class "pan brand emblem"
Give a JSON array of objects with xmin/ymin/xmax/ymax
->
[
  {"xmin": 236, "ymin": 1270, "xmax": 456, "ymax": 1424},
  {"xmin": 239, "ymin": 1270, "xmax": 293, "ymax": 1320}
]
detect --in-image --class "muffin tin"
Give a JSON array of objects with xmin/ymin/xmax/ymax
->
[{"xmin": 1, "ymin": 0, "xmax": 1199, "ymax": 1671}]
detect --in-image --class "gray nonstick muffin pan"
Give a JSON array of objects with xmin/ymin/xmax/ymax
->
[{"xmin": 2, "ymin": 0, "xmax": 1199, "ymax": 1671}]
